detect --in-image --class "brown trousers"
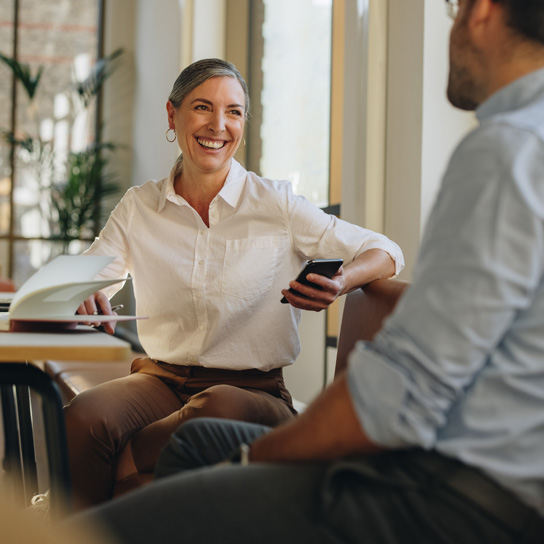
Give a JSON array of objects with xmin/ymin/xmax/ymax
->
[{"xmin": 64, "ymin": 357, "xmax": 297, "ymax": 509}]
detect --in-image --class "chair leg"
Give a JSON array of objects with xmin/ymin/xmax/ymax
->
[
  {"xmin": 1, "ymin": 385, "xmax": 20, "ymax": 475},
  {"xmin": 0, "ymin": 364, "xmax": 72, "ymax": 517}
]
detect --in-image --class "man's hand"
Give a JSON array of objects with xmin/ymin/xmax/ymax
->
[
  {"xmin": 77, "ymin": 291, "xmax": 117, "ymax": 334},
  {"xmin": 249, "ymin": 372, "xmax": 383, "ymax": 464}
]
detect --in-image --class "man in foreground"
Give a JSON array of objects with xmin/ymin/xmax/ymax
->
[{"xmin": 68, "ymin": 1, "xmax": 544, "ymax": 542}]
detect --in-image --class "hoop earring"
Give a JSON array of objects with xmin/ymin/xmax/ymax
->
[{"xmin": 166, "ymin": 128, "xmax": 176, "ymax": 143}]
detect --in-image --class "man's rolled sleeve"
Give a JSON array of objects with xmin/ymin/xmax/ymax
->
[{"xmin": 346, "ymin": 338, "xmax": 448, "ymax": 449}]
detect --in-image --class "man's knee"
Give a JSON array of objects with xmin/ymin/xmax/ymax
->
[
  {"xmin": 156, "ymin": 418, "xmax": 226, "ymax": 478},
  {"xmin": 156, "ymin": 417, "xmax": 271, "ymax": 479}
]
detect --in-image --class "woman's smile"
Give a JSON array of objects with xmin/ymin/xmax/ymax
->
[
  {"xmin": 196, "ymin": 137, "xmax": 227, "ymax": 150},
  {"xmin": 166, "ymin": 76, "xmax": 246, "ymax": 177}
]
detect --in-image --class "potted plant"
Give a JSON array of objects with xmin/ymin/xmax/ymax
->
[{"xmin": 0, "ymin": 48, "xmax": 123, "ymax": 255}]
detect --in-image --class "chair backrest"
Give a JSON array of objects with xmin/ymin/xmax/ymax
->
[{"xmin": 335, "ymin": 278, "xmax": 410, "ymax": 377}]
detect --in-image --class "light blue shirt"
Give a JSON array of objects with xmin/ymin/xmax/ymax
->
[{"xmin": 348, "ymin": 68, "xmax": 544, "ymax": 516}]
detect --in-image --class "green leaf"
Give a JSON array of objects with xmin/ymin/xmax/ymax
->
[
  {"xmin": 0, "ymin": 52, "xmax": 43, "ymax": 100},
  {"xmin": 49, "ymin": 141, "xmax": 121, "ymax": 243},
  {"xmin": 74, "ymin": 48, "xmax": 124, "ymax": 108},
  {"xmin": 2, "ymin": 131, "xmax": 34, "ymax": 153}
]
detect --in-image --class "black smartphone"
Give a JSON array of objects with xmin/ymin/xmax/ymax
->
[{"xmin": 281, "ymin": 258, "xmax": 344, "ymax": 303}]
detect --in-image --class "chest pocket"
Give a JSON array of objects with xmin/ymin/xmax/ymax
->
[{"xmin": 222, "ymin": 236, "xmax": 284, "ymax": 299}]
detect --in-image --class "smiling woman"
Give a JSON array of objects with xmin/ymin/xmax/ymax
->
[
  {"xmin": 65, "ymin": 57, "xmax": 404, "ymax": 511},
  {"xmin": 166, "ymin": 76, "xmax": 246, "ymax": 211},
  {"xmin": 163, "ymin": 59, "xmax": 249, "ymax": 226}
]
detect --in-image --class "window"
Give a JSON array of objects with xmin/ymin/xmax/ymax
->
[
  {"xmin": 247, "ymin": 0, "xmax": 333, "ymax": 208},
  {"xmin": 241, "ymin": 0, "xmax": 339, "ymax": 399},
  {"xmin": 0, "ymin": 0, "xmax": 103, "ymax": 285}
]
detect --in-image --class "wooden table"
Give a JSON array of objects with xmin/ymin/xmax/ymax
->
[{"xmin": 0, "ymin": 327, "xmax": 131, "ymax": 515}]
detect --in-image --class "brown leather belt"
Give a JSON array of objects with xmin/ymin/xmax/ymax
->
[{"xmin": 409, "ymin": 451, "xmax": 544, "ymax": 543}]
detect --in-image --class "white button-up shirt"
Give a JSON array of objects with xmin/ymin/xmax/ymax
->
[{"xmin": 87, "ymin": 158, "xmax": 404, "ymax": 371}]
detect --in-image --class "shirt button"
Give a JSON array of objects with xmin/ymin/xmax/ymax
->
[
  {"xmin": 199, "ymin": 259, "xmax": 204, "ymax": 265},
  {"xmin": 199, "ymin": 325, "xmax": 205, "ymax": 331}
]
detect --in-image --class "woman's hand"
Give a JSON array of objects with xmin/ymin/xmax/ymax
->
[
  {"xmin": 280, "ymin": 267, "xmax": 345, "ymax": 311},
  {"xmin": 281, "ymin": 249, "xmax": 396, "ymax": 312},
  {"xmin": 77, "ymin": 291, "xmax": 117, "ymax": 335}
]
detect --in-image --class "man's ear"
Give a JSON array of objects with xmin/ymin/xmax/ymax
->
[
  {"xmin": 469, "ymin": 0, "xmax": 511, "ymax": 55},
  {"xmin": 465, "ymin": 0, "xmax": 496, "ymax": 42}
]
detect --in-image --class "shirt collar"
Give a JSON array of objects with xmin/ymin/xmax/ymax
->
[
  {"xmin": 217, "ymin": 158, "xmax": 247, "ymax": 208},
  {"xmin": 157, "ymin": 155, "xmax": 183, "ymax": 212},
  {"xmin": 157, "ymin": 157, "xmax": 248, "ymax": 212},
  {"xmin": 476, "ymin": 67, "xmax": 544, "ymax": 122}
]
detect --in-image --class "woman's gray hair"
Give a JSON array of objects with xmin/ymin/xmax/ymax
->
[{"xmin": 168, "ymin": 58, "xmax": 250, "ymax": 118}]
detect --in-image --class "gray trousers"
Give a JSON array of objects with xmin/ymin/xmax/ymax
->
[{"xmin": 69, "ymin": 418, "xmax": 543, "ymax": 544}]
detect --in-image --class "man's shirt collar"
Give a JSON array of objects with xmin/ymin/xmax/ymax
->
[{"xmin": 477, "ymin": 67, "xmax": 544, "ymax": 122}]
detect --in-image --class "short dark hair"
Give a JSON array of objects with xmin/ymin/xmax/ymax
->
[
  {"xmin": 495, "ymin": 0, "xmax": 544, "ymax": 45},
  {"xmin": 168, "ymin": 58, "xmax": 250, "ymax": 118}
]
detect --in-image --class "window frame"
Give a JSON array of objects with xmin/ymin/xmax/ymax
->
[{"xmin": 0, "ymin": 0, "xmax": 106, "ymax": 279}]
